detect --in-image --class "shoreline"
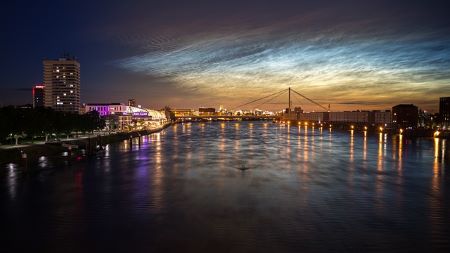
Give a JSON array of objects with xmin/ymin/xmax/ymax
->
[
  {"xmin": 0, "ymin": 123, "xmax": 172, "ymax": 166},
  {"xmin": 1, "ymin": 121, "xmax": 447, "ymax": 166}
]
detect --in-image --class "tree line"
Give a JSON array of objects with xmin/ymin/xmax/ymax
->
[{"xmin": 0, "ymin": 106, "xmax": 105, "ymax": 144}]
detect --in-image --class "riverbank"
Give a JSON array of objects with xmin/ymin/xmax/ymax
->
[{"xmin": 0, "ymin": 123, "xmax": 172, "ymax": 166}]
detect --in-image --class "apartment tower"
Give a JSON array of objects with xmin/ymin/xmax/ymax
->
[{"xmin": 43, "ymin": 56, "xmax": 80, "ymax": 113}]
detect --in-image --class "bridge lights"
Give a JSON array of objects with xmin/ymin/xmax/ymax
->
[
  {"xmin": 434, "ymin": 131, "xmax": 440, "ymax": 137},
  {"xmin": 399, "ymin": 128, "xmax": 403, "ymax": 134},
  {"xmin": 350, "ymin": 125, "xmax": 354, "ymax": 130},
  {"xmin": 364, "ymin": 126, "xmax": 368, "ymax": 131},
  {"xmin": 379, "ymin": 126, "xmax": 383, "ymax": 132}
]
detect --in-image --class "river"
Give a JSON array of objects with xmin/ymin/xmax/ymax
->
[{"xmin": 1, "ymin": 121, "xmax": 449, "ymax": 252}]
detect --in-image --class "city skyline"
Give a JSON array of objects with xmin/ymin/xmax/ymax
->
[{"xmin": 1, "ymin": 0, "xmax": 450, "ymax": 112}]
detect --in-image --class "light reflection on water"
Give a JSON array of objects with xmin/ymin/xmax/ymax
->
[
  {"xmin": 1, "ymin": 121, "xmax": 449, "ymax": 252},
  {"xmin": 6, "ymin": 163, "xmax": 18, "ymax": 199},
  {"xmin": 38, "ymin": 156, "xmax": 48, "ymax": 168}
]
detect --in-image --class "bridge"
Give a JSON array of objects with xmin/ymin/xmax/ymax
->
[
  {"xmin": 171, "ymin": 88, "xmax": 394, "ymax": 132},
  {"xmin": 173, "ymin": 87, "xmax": 327, "ymax": 121}
]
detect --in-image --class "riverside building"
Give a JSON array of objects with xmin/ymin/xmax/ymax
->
[
  {"xmin": 392, "ymin": 104, "xmax": 419, "ymax": 129},
  {"xmin": 84, "ymin": 103, "xmax": 167, "ymax": 131},
  {"xmin": 440, "ymin": 97, "xmax": 450, "ymax": 129}
]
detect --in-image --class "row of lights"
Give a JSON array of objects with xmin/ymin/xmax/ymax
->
[
  {"xmin": 283, "ymin": 121, "xmax": 387, "ymax": 131},
  {"xmin": 284, "ymin": 121, "xmax": 440, "ymax": 136},
  {"xmin": 282, "ymin": 121, "xmax": 443, "ymax": 138},
  {"xmin": 350, "ymin": 125, "xmax": 384, "ymax": 132}
]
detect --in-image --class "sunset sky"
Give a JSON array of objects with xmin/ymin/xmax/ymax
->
[{"xmin": 1, "ymin": 0, "xmax": 450, "ymax": 112}]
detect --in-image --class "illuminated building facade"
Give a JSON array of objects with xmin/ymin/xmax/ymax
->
[
  {"xmin": 104, "ymin": 114, "xmax": 132, "ymax": 131},
  {"xmin": 373, "ymin": 110, "xmax": 392, "ymax": 126},
  {"xmin": 295, "ymin": 110, "xmax": 391, "ymax": 126},
  {"xmin": 84, "ymin": 103, "xmax": 158, "ymax": 118},
  {"xmin": 32, "ymin": 84, "xmax": 45, "ymax": 108},
  {"xmin": 85, "ymin": 103, "xmax": 167, "ymax": 131},
  {"xmin": 299, "ymin": 112, "xmax": 329, "ymax": 122},
  {"xmin": 171, "ymin": 108, "xmax": 195, "ymax": 117},
  {"xmin": 43, "ymin": 56, "xmax": 80, "ymax": 113},
  {"xmin": 329, "ymin": 111, "xmax": 370, "ymax": 123},
  {"xmin": 199, "ymin": 107, "xmax": 215, "ymax": 116},
  {"xmin": 85, "ymin": 103, "xmax": 129, "ymax": 117}
]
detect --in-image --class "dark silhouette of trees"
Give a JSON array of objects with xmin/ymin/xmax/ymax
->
[
  {"xmin": 163, "ymin": 106, "xmax": 175, "ymax": 121},
  {"xmin": 0, "ymin": 107, "xmax": 105, "ymax": 144}
]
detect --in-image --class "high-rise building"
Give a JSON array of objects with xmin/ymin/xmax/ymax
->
[
  {"xmin": 43, "ymin": 56, "xmax": 80, "ymax": 113},
  {"xmin": 440, "ymin": 97, "xmax": 450, "ymax": 128},
  {"xmin": 392, "ymin": 104, "xmax": 418, "ymax": 129},
  {"xmin": 32, "ymin": 84, "xmax": 45, "ymax": 108}
]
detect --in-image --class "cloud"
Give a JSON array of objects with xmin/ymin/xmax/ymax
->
[{"xmin": 112, "ymin": 6, "xmax": 450, "ymax": 111}]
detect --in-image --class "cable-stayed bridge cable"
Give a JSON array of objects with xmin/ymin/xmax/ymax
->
[
  {"xmin": 290, "ymin": 88, "xmax": 329, "ymax": 111},
  {"xmin": 232, "ymin": 88, "xmax": 288, "ymax": 110},
  {"xmin": 254, "ymin": 89, "xmax": 288, "ymax": 109}
]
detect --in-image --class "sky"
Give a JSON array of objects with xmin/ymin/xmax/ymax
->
[{"xmin": 1, "ymin": 0, "xmax": 450, "ymax": 112}]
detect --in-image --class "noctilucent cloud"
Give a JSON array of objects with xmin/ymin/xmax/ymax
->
[
  {"xmin": 2, "ymin": 0, "xmax": 450, "ymax": 111},
  {"xmin": 117, "ymin": 25, "xmax": 450, "ymax": 111}
]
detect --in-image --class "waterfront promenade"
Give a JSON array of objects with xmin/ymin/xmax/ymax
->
[{"xmin": 0, "ymin": 123, "xmax": 172, "ymax": 165}]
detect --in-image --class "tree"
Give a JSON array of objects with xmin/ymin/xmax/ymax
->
[{"xmin": 0, "ymin": 107, "xmax": 107, "ymax": 144}]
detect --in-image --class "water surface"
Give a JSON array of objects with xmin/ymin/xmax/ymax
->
[{"xmin": 2, "ymin": 122, "xmax": 449, "ymax": 252}]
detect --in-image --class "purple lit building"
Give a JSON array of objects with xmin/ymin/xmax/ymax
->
[{"xmin": 85, "ymin": 103, "xmax": 129, "ymax": 116}]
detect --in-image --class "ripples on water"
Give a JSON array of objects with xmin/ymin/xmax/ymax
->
[{"xmin": 1, "ymin": 122, "xmax": 450, "ymax": 252}]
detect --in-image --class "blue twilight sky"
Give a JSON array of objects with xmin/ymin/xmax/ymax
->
[{"xmin": 1, "ymin": 0, "xmax": 450, "ymax": 111}]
